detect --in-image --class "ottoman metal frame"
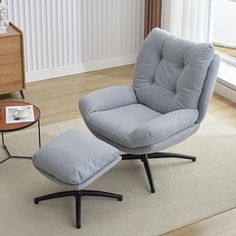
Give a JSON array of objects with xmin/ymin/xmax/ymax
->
[{"xmin": 34, "ymin": 189, "xmax": 122, "ymax": 229}]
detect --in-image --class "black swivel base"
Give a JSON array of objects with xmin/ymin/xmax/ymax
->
[
  {"xmin": 122, "ymin": 152, "xmax": 196, "ymax": 193},
  {"xmin": 34, "ymin": 190, "xmax": 123, "ymax": 229}
]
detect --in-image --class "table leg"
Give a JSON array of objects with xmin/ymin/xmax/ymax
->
[
  {"xmin": 0, "ymin": 132, "xmax": 11, "ymax": 164},
  {"xmin": 20, "ymin": 90, "xmax": 25, "ymax": 99},
  {"xmin": 0, "ymin": 131, "xmax": 32, "ymax": 165},
  {"xmin": 38, "ymin": 119, "xmax": 41, "ymax": 148},
  {"xmin": 0, "ymin": 119, "xmax": 41, "ymax": 165},
  {"xmin": 2, "ymin": 131, "xmax": 5, "ymax": 147}
]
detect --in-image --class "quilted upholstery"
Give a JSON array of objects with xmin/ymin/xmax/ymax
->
[
  {"xmin": 133, "ymin": 28, "xmax": 215, "ymax": 113},
  {"xmin": 79, "ymin": 27, "xmax": 220, "ymax": 153}
]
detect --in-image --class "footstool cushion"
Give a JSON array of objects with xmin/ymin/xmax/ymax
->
[{"xmin": 33, "ymin": 129, "xmax": 121, "ymax": 190}]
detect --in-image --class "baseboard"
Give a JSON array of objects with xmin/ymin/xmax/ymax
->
[
  {"xmin": 215, "ymin": 81, "xmax": 236, "ymax": 103},
  {"xmin": 26, "ymin": 54, "xmax": 137, "ymax": 83}
]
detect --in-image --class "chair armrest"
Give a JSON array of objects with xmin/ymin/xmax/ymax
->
[
  {"xmin": 79, "ymin": 86, "xmax": 138, "ymax": 118},
  {"xmin": 131, "ymin": 109, "xmax": 199, "ymax": 147}
]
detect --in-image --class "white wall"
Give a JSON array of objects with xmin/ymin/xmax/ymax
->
[
  {"xmin": 3, "ymin": 0, "xmax": 145, "ymax": 82},
  {"xmin": 213, "ymin": 0, "xmax": 236, "ymax": 46}
]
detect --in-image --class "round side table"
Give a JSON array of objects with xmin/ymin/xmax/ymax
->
[{"xmin": 0, "ymin": 101, "xmax": 41, "ymax": 164}]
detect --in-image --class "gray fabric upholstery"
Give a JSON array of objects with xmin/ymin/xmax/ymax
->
[
  {"xmin": 85, "ymin": 104, "xmax": 198, "ymax": 148},
  {"xmin": 84, "ymin": 104, "xmax": 160, "ymax": 147},
  {"xmin": 33, "ymin": 129, "xmax": 121, "ymax": 190},
  {"xmin": 197, "ymin": 54, "xmax": 220, "ymax": 123},
  {"xmin": 133, "ymin": 28, "xmax": 215, "ymax": 113},
  {"xmin": 79, "ymin": 27, "xmax": 220, "ymax": 154},
  {"xmin": 79, "ymin": 85, "xmax": 137, "ymax": 118},
  {"xmin": 91, "ymin": 124, "xmax": 200, "ymax": 155}
]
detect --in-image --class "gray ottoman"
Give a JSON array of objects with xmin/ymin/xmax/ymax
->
[{"xmin": 32, "ymin": 129, "xmax": 122, "ymax": 229}]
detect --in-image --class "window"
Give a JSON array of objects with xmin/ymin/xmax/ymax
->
[
  {"xmin": 213, "ymin": 0, "xmax": 236, "ymax": 61},
  {"xmin": 210, "ymin": 0, "xmax": 236, "ymax": 101}
]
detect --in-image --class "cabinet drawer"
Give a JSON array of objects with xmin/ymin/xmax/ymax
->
[
  {"xmin": 0, "ymin": 57, "xmax": 22, "ymax": 66},
  {"xmin": 0, "ymin": 36, "xmax": 22, "ymax": 59},
  {"xmin": 0, "ymin": 63, "xmax": 24, "ymax": 93}
]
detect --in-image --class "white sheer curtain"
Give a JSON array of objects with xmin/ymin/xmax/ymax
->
[{"xmin": 161, "ymin": 0, "xmax": 211, "ymax": 42}]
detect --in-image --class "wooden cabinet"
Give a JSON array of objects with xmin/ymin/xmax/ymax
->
[{"xmin": 0, "ymin": 23, "xmax": 25, "ymax": 98}]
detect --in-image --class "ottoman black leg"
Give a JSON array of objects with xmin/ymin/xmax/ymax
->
[
  {"xmin": 34, "ymin": 190, "xmax": 122, "ymax": 229},
  {"xmin": 75, "ymin": 192, "xmax": 81, "ymax": 229},
  {"xmin": 34, "ymin": 190, "xmax": 77, "ymax": 204}
]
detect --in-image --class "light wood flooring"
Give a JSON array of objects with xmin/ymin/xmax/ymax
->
[
  {"xmin": 163, "ymin": 208, "xmax": 236, "ymax": 236},
  {"xmin": 0, "ymin": 65, "xmax": 235, "ymax": 235},
  {"xmin": 0, "ymin": 65, "xmax": 133, "ymax": 125}
]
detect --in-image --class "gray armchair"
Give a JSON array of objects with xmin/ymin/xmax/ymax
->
[{"xmin": 79, "ymin": 28, "xmax": 220, "ymax": 193}]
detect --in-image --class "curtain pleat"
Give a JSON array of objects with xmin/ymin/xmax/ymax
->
[{"xmin": 163, "ymin": 0, "xmax": 210, "ymax": 42}]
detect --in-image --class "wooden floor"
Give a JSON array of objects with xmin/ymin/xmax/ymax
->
[
  {"xmin": 0, "ymin": 65, "xmax": 133, "ymax": 125},
  {"xmin": 163, "ymin": 208, "xmax": 236, "ymax": 236},
  {"xmin": 163, "ymin": 91, "xmax": 236, "ymax": 236},
  {"xmin": 0, "ymin": 65, "xmax": 235, "ymax": 235}
]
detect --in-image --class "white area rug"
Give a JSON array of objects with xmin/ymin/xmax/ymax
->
[{"xmin": 0, "ymin": 115, "xmax": 236, "ymax": 236}]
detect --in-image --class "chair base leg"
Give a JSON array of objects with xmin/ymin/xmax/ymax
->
[
  {"xmin": 141, "ymin": 155, "xmax": 155, "ymax": 193},
  {"xmin": 122, "ymin": 152, "xmax": 196, "ymax": 193},
  {"xmin": 34, "ymin": 189, "xmax": 122, "ymax": 229},
  {"xmin": 148, "ymin": 152, "xmax": 196, "ymax": 162}
]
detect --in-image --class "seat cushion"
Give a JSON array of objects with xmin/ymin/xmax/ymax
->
[
  {"xmin": 86, "ymin": 104, "xmax": 161, "ymax": 148},
  {"xmin": 33, "ymin": 129, "xmax": 121, "ymax": 190},
  {"xmin": 133, "ymin": 28, "xmax": 215, "ymax": 114},
  {"xmin": 85, "ymin": 103, "xmax": 198, "ymax": 148}
]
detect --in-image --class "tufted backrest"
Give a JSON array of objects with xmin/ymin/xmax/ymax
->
[{"xmin": 133, "ymin": 28, "xmax": 216, "ymax": 115}]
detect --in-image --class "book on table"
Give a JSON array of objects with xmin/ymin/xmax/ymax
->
[{"xmin": 5, "ymin": 105, "xmax": 35, "ymax": 124}]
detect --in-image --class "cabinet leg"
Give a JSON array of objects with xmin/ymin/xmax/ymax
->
[{"xmin": 20, "ymin": 90, "xmax": 25, "ymax": 99}]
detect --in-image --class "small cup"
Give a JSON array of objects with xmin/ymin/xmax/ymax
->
[{"xmin": 16, "ymin": 106, "xmax": 28, "ymax": 117}]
